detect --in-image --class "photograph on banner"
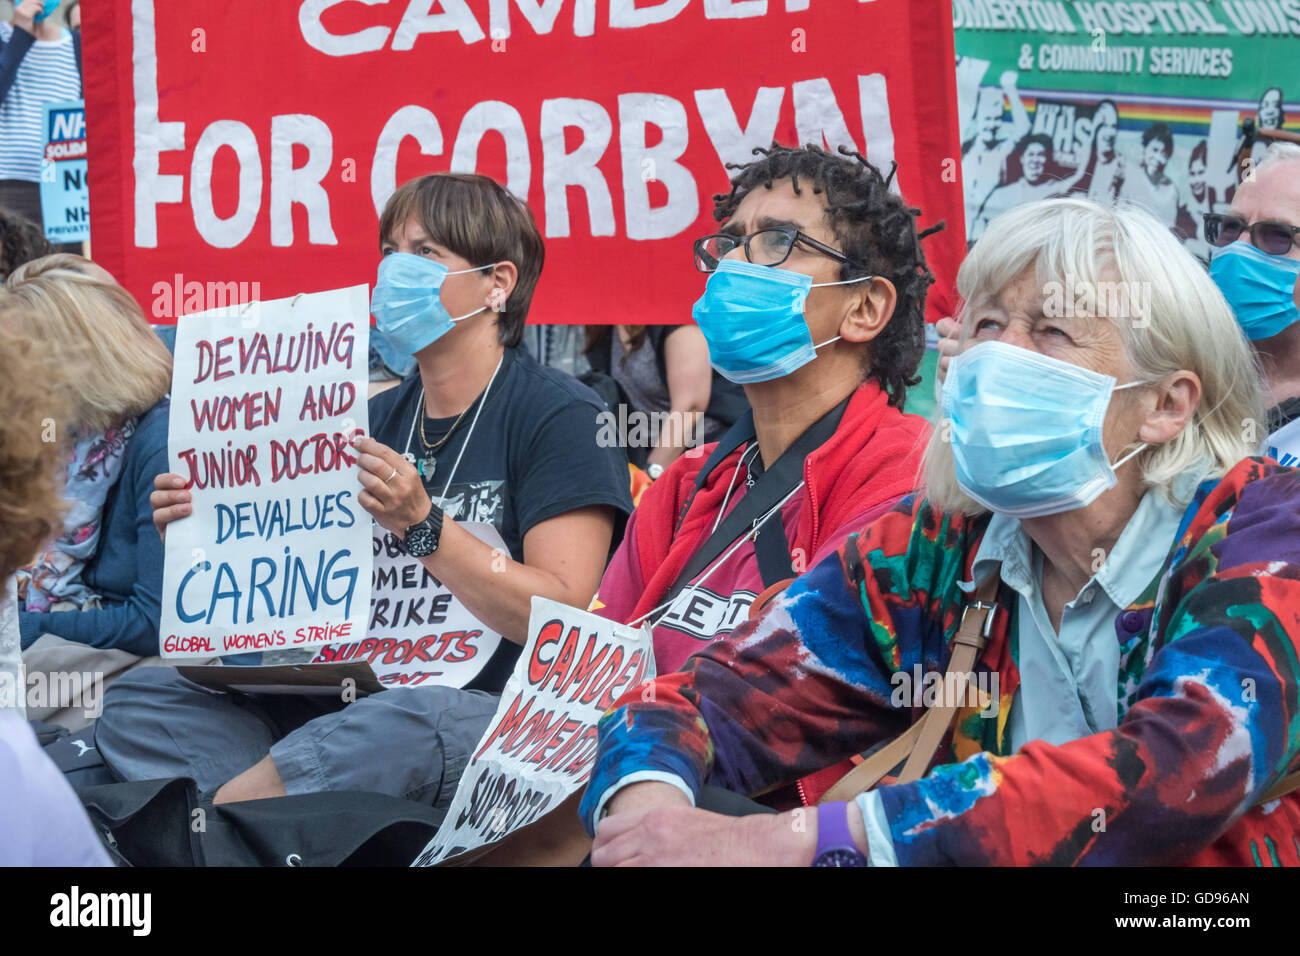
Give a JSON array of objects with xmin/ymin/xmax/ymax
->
[
  {"xmin": 39, "ymin": 99, "xmax": 89, "ymax": 244},
  {"xmin": 159, "ymin": 285, "xmax": 372, "ymax": 658},
  {"xmin": 954, "ymin": 1, "xmax": 1298, "ymax": 258},
  {"xmin": 412, "ymin": 596, "xmax": 654, "ymax": 866},
  {"xmin": 84, "ymin": 0, "xmax": 965, "ymax": 326},
  {"xmin": 310, "ymin": 500, "xmax": 508, "ymax": 689}
]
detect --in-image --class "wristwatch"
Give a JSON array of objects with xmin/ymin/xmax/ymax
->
[
  {"xmin": 403, "ymin": 503, "xmax": 444, "ymax": 558},
  {"xmin": 811, "ymin": 801, "xmax": 868, "ymax": 867},
  {"xmin": 647, "ymin": 463, "xmax": 665, "ymax": 481}
]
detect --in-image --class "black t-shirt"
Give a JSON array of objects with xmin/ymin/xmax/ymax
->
[{"xmin": 367, "ymin": 346, "xmax": 633, "ymax": 691}]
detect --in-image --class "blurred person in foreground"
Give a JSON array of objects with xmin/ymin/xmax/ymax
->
[
  {"xmin": 5, "ymin": 254, "xmax": 189, "ymax": 730},
  {"xmin": 582, "ymin": 198, "xmax": 1300, "ymax": 866},
  {"xmin": 0, "ymin": 308, "xmax": 109, "ymax": 866}
]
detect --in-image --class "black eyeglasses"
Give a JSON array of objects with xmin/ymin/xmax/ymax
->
[
  {"xmin": 693, "ymin": 226, "xmax": 865, "ymax": 273},
  {"xmin": 1203, "ymin": 213, "xmax": 1300, "ymax": 256}
]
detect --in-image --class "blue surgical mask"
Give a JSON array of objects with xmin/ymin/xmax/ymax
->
[
  {"xmin": 35, "ymin": 0, "xmax": 60, "ymax": 23},
  {"xmin": 691, "ymin": 258, "xmax": 865, "ymax": 384},
  {"xmin": 1209, "ymin": 241, "xmax": 1300, "ymax": 341},
  {"xmin": 370, "ymin": 253, "xmax": 493, "ymax": 358},
  {"xmin": 941, "ymin": 341, "xmax": 1148, "ymax": 518}
]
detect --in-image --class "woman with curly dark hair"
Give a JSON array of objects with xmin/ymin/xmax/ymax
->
[{"xmin": 589, "ymin": 140, "xmax": 941, "ymax": 793}]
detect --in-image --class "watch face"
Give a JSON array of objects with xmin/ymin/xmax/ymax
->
[
  {"xmin": 812, "ymin": 848, "xmax": 868, "ymax": 867},
  {"xmin": 406, "ymin": 528, "xmax": 436, "ymax": 557}
]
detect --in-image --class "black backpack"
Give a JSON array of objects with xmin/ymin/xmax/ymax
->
[
  {"xmin": 76, "ymin": 776, "xmax": 442, "ymax": 867},
  {"xmin": 37, "ymin": 719, "xmax": 441, "ymax": 866}
]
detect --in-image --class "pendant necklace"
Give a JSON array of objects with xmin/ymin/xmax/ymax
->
[{"xmin": 402, "ymin": 356, "xmax": 505, "ymax": 482}]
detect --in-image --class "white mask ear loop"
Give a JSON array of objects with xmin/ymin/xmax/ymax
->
[
  {"xmin": 1111, "ymin": 442, "xmax": 1148, "ymax": 471},
  {"xmin": 1108, "ymin": 379, "xmax": 1152, "ymax": 470},
  {"xmin": 811, "ymin": 274, "xmax": 873, "ymax": 288},
  {"xmin": 808, "ymin": 274, "xmax": 871, "ymax": 352},
  {"xmin": 444, "ymin": 263, "xmax": 498, "ymax": 323},
  {"xmin": 448, "ymin": 306, "xmax": 488, "ymax": 323}
]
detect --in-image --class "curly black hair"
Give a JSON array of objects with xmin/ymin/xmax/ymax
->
[
  {"xmin": 0, "ymin": 206, "xmax": 54, "ymax": 281},
  {"xmin": 711, "ymin": 143, "xmax": 941, "ymax": 409}
]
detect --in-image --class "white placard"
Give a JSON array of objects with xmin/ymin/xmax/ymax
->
[
  {"xmin": 159, "ymin": 286, "xmax": 372, "ymax": 658},
  {"xmin": 311, "ymin": 523, "xmax": 505, "ymax": 688},
  {"xmin": 412, "ymin": 596, "xmax": 655, "ymax": 866}
]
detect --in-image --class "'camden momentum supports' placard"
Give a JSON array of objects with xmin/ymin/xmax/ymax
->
[
  {"xmin": 160, "ymin": 285, "xmax": 371, "ymax": 658},
  {"xmin": 413, "ymin": 597, "xmax": 654, "ymax": 866}
]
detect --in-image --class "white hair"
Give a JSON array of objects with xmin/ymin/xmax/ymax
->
[
  {"xmin": 923, "ymin": 197, "xmax": 1266, "ymax": 516},
  {"xmin": 1257, "ymin": 141, "xmax": 1300, "ymax": 171}
]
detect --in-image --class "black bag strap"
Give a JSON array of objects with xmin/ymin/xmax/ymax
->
[
  {"xmin": 692, "ymin": 408, "xmax": 758, "ymax": 491},
  {"xmin": 752, "ymin": 511, "xmax": 797, "ymax": 587},
  {"xmin": 661, "ymin": 395, "xmax": 850, "ymax": 610}
]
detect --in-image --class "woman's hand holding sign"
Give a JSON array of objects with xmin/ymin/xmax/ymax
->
[
  {"xmin": 150, "ymin": 473, "xmax": 192, "ymax": 542},
  {"xmin": 352, "ymin": 436, "xmax": 429, "ymax": 537}
]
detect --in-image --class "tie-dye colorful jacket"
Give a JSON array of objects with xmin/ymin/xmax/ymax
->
[{"xmin": 581, "ymin": 458, "xmax": 1300, "ymax": 865}]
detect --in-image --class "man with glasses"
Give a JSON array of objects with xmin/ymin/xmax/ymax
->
[
  {"xmin": 588, "ymin": 142, "xmax": 937, "ymax": 810},
  {"xmin": 1206, "ymin": 143, "xmax": 1300, "ymax": 466}
]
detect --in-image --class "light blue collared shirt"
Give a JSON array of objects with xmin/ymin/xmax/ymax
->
[{"xmin": 857, "ymin": 466, "xmax": 1207, "ymax": 865}]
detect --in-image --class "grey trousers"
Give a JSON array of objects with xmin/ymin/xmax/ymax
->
[{"xmin": 95, "ymin": 667, "xmax": 498, "ymax": 812}]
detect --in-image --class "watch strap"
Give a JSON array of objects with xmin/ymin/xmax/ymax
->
[
  {"xmin": 405, "ymin": 501, "xmax": 444, "ymax": 554},
  {"xmin": 815, "ymin": 801, "xmax": 860, "ymax": 857}
]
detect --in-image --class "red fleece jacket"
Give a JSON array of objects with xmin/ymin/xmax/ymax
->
[{"xmin": 610, "ymin": 379, "xmax": 931, "ymax": 637}]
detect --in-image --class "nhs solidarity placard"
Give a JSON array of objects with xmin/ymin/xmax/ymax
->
[{"xmin": 159, "ymin": 286, "xmax": 371, "ymax": 658}]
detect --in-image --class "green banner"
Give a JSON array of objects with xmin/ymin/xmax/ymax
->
[{"xmin": 952, "ymin": 0, "xmax": 1299, "ymax": 254}]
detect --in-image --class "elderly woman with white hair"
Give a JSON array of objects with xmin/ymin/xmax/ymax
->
[{"xmin": 575, "ymin": 197, "xmax": 1300, "ymax": 866}]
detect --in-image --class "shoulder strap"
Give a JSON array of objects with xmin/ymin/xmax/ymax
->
[
  {"xmin": 691, "ymin": 410, "xmax": 756, "ymax": 493},
  {"xmin": 1258, "ymin": 772, "xmax": 1300, "ymax": 805},
  {"xmin": 662, "ymin": 397, "xmax": 849, "ymax": 609},
  {"xmin": 821, "ymin": 573, "xmax": 1001, "ymax": 803},
  {"xmin": 819, "ymin": 572, "xmax": 1300, "ymax": 810},
  {"xmin": 752, "ymin": 512, "xmax": 796, "ymax": 588}
]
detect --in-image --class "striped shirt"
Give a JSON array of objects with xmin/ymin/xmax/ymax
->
[{"xmin": 0, "ymin": 24, "xmax": 81, "ymax": 182}]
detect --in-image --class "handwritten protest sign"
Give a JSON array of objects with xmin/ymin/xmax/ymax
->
[
  {"xmin": 87, "ymin": 1, "xmax": 963, "ymax": 325},
  {"xmin": 412, "ymin": 596, "xmax": 654, "ymax": 866},
  {"xmin": 159, "ymin": 286, "xmax": 371, "ymax": 658},
  {"xmin": 311, "ymin": 524, "xmax": 505, "ymax": 688}
]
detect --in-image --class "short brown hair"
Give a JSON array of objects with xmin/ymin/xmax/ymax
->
[
  {"xmin": 0, "ymin": 316, "xmax": 70, "ymax": 582},
  {"xmin": 378, "ymin": 173, "xmax": 545, "ymax": 348}
]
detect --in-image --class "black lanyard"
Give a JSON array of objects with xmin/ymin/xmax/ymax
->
[{"xmin": 662, "ymin": 395, "xmax": 850, "ymax": 608}]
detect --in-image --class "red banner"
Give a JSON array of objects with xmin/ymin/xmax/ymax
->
[{"xmin": 84, "ymin": 0, "xmax": 964, "ymax": 324}]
